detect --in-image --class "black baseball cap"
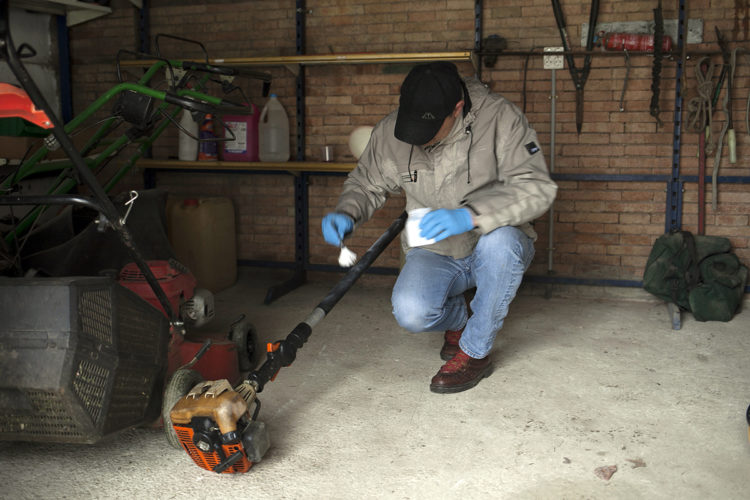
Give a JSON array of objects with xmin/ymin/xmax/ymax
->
[{"xmin": 394, "ymin": 62, "xmax": 464, "ymax": 145}]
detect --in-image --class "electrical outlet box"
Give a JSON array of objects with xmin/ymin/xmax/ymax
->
[{"xmin": 543, "ymin": 47, "xmax": 564, "ymax": 70}]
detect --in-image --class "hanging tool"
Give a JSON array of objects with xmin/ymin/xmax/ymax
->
[
  {"xmin": 686, "ymin": 57, "xmax": 716, "ymax": 136},
  {"xmin": 716, "ymin": 28, "xmax": 736, "ymax": 164},
  {"xmin": 711, "ymin": 31, "xmax": 730, "ymax": 111},
  {"xmin": 711, "ymin": 28, "xmax": 735, "ymax": 211},
  {"xmin": 618, "ymin": 49, "xmax": 631, "ymax": 112},
  {"xmin": 688, "ymin": 58, "xmax": 715, "ymax": 235},
  {"xmin": 649, "ymin": 0, "xmax": 665, "ymax": 128},
  {"xmin": 551, "ymin": 0, "xmax": 600, "ymax": 134}
]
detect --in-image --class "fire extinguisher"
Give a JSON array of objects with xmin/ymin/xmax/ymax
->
[{"xmin": 603, "ymin": 33, "xmax": 673, "ymax": 52}]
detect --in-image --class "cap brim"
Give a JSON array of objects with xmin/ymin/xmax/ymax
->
[{"xmin": 394, "ymin": 108, "xmax": 444, "ymax": 146}]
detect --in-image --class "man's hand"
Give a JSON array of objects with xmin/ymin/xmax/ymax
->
[
  {"xmin": 419, "ymin": 208, "xmax": 474, "ymax": 242},
  {"xmin": 321, "ymin": 213, "xmax": 354, "ymax": 246}
]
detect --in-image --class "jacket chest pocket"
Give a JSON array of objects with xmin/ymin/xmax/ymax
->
[{"xmin": 400, "ymin": 160, "xmax": 437, "ymax": 205}]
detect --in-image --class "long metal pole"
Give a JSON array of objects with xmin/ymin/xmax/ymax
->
[
  {"xmin": 248, "ymin": 212, "xmax": 407, "ymax": 392},
  {"xmin": 548, "ymin": 68, "xmax": 556, "ymax": 274}
]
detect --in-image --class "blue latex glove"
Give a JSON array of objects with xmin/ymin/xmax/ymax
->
[
  {"xmin": 321, "ymin": 213, "xmax": 354, "ymax": 246},
  {"xmin": 419, "ymin": 208, "xmax": 474, "ymax": 242}
]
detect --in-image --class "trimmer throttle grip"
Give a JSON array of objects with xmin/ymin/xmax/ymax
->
[{"xmin": 248, "ymin": 322, "xmax": 312, "ymax": 392}]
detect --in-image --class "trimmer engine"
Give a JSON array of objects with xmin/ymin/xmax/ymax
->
[
  {"xmin": 166, "ymin": 212, "xmax": 408, "ymax": 474},
  {"xmin": 170, "ymin": 379, "xmax": 269, "ymax": 474}
]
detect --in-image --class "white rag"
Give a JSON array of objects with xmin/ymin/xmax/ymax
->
[{"xmin": 338, "ymin": 246, "xmax": 357, "ymax": 267}]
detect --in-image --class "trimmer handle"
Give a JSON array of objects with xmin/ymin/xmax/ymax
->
[{"xmin": 247, "ymin": 212, "xmax": 407, "ymax": 393}]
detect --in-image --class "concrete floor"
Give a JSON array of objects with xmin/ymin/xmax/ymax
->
[{"xmin": 2, "ymin": 267, "xmax": 749, "ymax": 499}]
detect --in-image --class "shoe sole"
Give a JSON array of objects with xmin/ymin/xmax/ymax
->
[{"xmin": 429, "ymin": 364, "xmax": 493, "ymax": 394}]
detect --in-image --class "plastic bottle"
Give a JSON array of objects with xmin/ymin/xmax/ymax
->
[
  {"xmin": 221, "ymin": 103, "xmax": 260, "ymax": 162},
  {"xmin": 258, "ymin": 94, "xmax": 290, "ymax": 162},
  {"xmin": 197, "ymin": 113, "xmax": 218, "ymax": 160},
  {"xmin": 178, "ymin": 109, "xmax": 199, "ymax": 161}
]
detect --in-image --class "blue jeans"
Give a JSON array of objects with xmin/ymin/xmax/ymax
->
[{"xmin": 391, "ymin": 226, "xmax": 535, "ymax": 359}]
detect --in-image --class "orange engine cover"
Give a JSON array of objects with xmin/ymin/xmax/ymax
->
[
  {"xmin": 173, "ymin": 423, "xmax": 252, "ymax": 474},
  {"xmin": 170, "ymin": 379, "xmax": 254, "ymax": 474}
]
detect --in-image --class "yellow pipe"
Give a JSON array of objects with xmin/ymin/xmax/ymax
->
[{"xmin": 120, "ymin": 52, "xmax": 473, "ymax": 68}]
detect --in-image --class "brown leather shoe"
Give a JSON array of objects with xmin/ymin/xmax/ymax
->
[
  {"xmin": 429, "ymin": 349, "xmax": 492, "ymax": 394},
  {"xmin": 440, "ymin": 327, "xmax": 463, "ymax": 361}
]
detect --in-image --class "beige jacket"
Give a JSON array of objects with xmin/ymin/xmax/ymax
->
[{"xmin": 335, "ymin": 77, "xmax": 558, "ymax": 259}]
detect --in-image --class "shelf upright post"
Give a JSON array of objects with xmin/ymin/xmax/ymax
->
[
  {"xmin": 264, "ymin": 0, "xmax": 309, "ymax": 304},
  {"xmin": 474, "ymin": 0, "xmax": 482, "ymax": 80},
  {"xmin": 664, "ymin": 0, "xmax": 687, "ymax": 330},
  {"xmin": 666, "ymin": 0, "xmax": 686, "ymax": 234},
  {"xmin": 56, "ymin": 17, "xmax": 72, "ymax": 123},
  {"xmin": 137, "ymin": 0, "xmax": 157, "ymax": 189},
  {"xmin": 138, "ymin": 0, "xmax": 150, "ymax": 54}
]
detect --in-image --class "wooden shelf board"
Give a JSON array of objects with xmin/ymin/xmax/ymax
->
[
  {"xmin": 138, "ymin": 158, "xmax": 356, "ymax": 173},
  {"xmin": 120, "ymin": 51, "xmax": 474, "ymax": 69}
]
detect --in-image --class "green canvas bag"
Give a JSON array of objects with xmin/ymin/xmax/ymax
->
[{"xmin": 643, "ymin": 231, "xmax": 748, "ymax": 322}]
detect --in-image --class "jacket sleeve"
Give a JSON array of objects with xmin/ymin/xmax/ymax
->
[
  {"xmin": 463, "ymin": 104, "xmax": 557, "ymax": 234},
  {"xmin": 334, "ymin": 121, "xmax": 402, "ymax": 224}
]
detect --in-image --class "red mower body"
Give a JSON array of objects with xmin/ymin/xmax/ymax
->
[
  {"xmin": 118, "ymin": 260, "xmax": 241, "ymax": 384},
  {"xmin": 119, "ymin": 260, "xmax": 196, "ymax": 317},
  {"xmin": 168, "ymin": 334, "xmax": 241, "ymax": 385}
]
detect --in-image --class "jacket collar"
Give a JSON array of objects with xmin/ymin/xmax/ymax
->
[{"xmin": 423, "ymin": 77, "xmax": 484, "ymax": 150}]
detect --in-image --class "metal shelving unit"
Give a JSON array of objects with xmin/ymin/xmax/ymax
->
[{"xmin": 126, "ymin": 0, "xmax": 478, "ymax": 303}]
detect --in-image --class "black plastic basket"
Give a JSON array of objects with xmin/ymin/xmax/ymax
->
[{"xmin": 0, "ymin": 276, "xmax": 168, "ymax": 443}]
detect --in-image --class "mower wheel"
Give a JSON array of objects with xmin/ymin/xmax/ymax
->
[
  {"xmin": 162, "ymin": 368, "xmax": 203, "ymax": 449},
  {"xmin": 230, "ymin": 315, "xmax": 260, "ymax": 372}
]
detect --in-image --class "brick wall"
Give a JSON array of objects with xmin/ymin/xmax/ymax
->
[{"xmin": 67, "ymin": 0, "xmax": 750, "ymax": 281}]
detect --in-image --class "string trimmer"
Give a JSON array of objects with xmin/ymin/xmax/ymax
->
[{"xmin": 165, "ymin": 212, "xmax": 407, "ymax": 473}]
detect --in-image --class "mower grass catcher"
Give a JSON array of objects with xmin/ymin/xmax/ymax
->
[{"xmin": 167, "ymin": 212, "xmax": 407, "ymax": 473}]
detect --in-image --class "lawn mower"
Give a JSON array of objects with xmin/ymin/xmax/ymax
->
[
  {"xmin": 117, "ymin": 257, "xmax": 259, "ymax": 386},
  {"xmin": 164, "ymin": 212, "xmax": 407, "ymax": 473},
  {"xmin": 0, "ymin": 2, "xmax": 266, "ymax": 444}
]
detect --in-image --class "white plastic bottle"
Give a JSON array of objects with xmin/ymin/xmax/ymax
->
[
  {"xmin": 178, "ymin": 109, "xmax": 199, "ymax": 161},
  {"xmin": 258, "ymin": 94, "xmax": 290, "ymax": 162}
]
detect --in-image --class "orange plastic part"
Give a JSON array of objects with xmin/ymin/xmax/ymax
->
[
  {"xmin": 0, "ymin": 83, "xmax": 53, "ymax": 129},
  {"xmin": 266, "ymin": 342, "xmax": 281, "ymax": 381},
  {"xmin": 173, "ymin": 424, "xmax": 253, "ymax": 473}
]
